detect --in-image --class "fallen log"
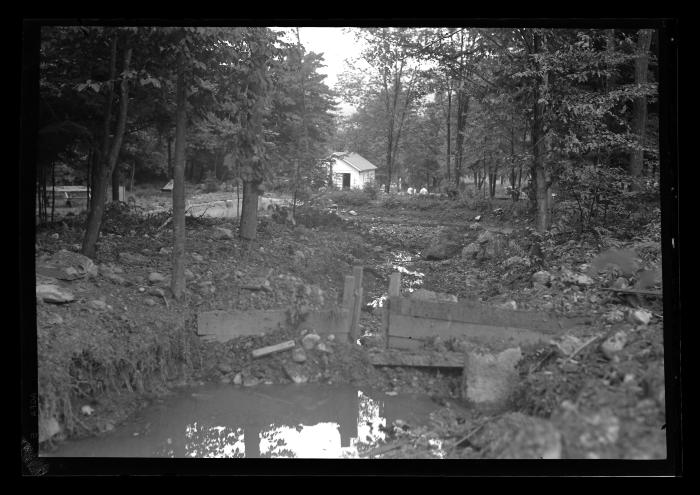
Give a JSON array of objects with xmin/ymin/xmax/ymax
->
[{"xmin": 251, "ymin": 340, "xmax": 296, "ymax": 358}]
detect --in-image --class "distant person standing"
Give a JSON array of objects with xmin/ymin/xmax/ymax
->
[
  {"xmin": 407, "ymin": 187, "xmax": 415, "ymax": 195},
  {"xmin": 419, "ymin": 186, "xmax": 428, "ymax": 195}
]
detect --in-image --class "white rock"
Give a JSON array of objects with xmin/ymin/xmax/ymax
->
[
  {"xmin": 301, "ymin": 332, "xmax": 321, "ymax": 350},
  {"xmin": 600, "ymin": 331, "xmax": 627, "ymax": 359},
  {"xmin": 604, "ymin": 308, "xmax": 626, "ymax": 323},
  {"xmin": 348, "ymin": 210, "xmax": 357, "ymax": 216},
  {"xmin": 316, "ymin": 342, "xmax": 333, "ymax": 354},
  {"xmin": 89, "ymin": 299, "xmax": 108, "ymax": 311},
  {"xmin": 232, "ymin": 373, "xmax": 243, "ymax": 386},
  {"xmin": 148, "ymin": 272, "xmax": 166, "ymax": 284},
  {"xmin": 36, "ymin": 284, "xmax": 75, "ymax": 304},
  {"xmin": 630, "ymin": 309, "xmax": 652, "ymax": 325},
  {"xmin": 81, "ymin": 405, "xmax": 94, "ymax": 416},
  {"xmin": 532, "ymin": 271, "xmax": 551, "ymax": 285},
  {"xmin": 292, "ymin": 347, "xmax": 307, "ymax": 363}
]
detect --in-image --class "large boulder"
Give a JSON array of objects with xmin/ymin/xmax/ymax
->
[
  {"xmin": 462, "ymin": 347, "xmax": 522, "ymax": 414},
  {"xmin": 36, "ymin": 249, "xmax": 97, "ymax": 281},
  {"xmin": 36, "ymin": 284, "xmax": 75, "ymax": 304}
]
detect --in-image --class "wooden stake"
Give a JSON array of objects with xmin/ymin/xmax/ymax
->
[
  {"xmin": 342, "ymin": 275, "xmax": 355, "ymax": 309},
  {"xmin": 385, "ymin": 272, "xmax": 401, "ymax": 348},
  {"xmin": 349, "ymin": 266, "xmax": 364, "ymax": 343}
]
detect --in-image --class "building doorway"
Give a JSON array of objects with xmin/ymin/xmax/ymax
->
[{"xmin": 342, "ymin": 173, "xmax": 351, "ymax": 189}]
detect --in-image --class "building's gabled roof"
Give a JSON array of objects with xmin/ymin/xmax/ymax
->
[{"xmin": 332, "ymin": 152, "xmax": 377, "ymax": 172}]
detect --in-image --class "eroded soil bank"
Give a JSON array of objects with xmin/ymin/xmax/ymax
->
[{"xmin": 34, "ymin": 194, "xmax": 666, "ymax": 459}]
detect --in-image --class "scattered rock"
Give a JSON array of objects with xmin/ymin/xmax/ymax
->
[
  {"xmin": 301, "ymin": 332, "xmax": 321, "ymax": 350},
  {"xmin": 504, "ymin": 256, "xmax": 530, "ymax": 268},
  {"xmin": 36, "ymin": 284, "xmax": 75, "ymax": 304},
  {"xmin": 474, "ymin": 215, "xmax": 482, "ymax": 222},
  {"xmin": 215, "ymin": 227, "xmax": 234, "ymax": 240},
  {"xmin": 292, "ymin": 347, "xmax": 307, "ymax": 363},
  {"xmin": 348, "ymin": 210, "xmax": 357, "ymax": 216},
  {"xmin": 553, "ymin": 335, "xmax": 584, "ymax": 357},
  {"xmin": 532, "ymin": 271, "xmax": 551, "ymax": 287},
  {"xmin": 148, "ymin": 272, "xmax": 167, "ymax": 284},
  {"xmin": 283, "ymin": 362, "xmax": 308, "ymax": 384},
  {"xmin": 461, "ymin": 243, "xmax": 480, "ymax": 259},
  {"xmin": 462, "ymin": 347, "xmax": 522, "ymax": 414},
  {"xmin": 242, "ymin": 376, "xmax": 260, "ymax": 387},
  {"xmin": 36, "ymin": 250, "xmax": 98, "ymax": 281},
  {"xmin": 147, "ymin": 287, "xmax": 166, "ymax": 298},
  {"xmin": 498, "ymin": 300, "xmax": 518, "ymax": 311},
  {"xmin": 191, "ymin": 253, "xmax": 205, "ymax": 262},
  {"xmin": 217, "ymin": 363, "xmax": 233, "ymax": 374},
  {"xmin": 232, "ymin": 373, "xmax": 243, "ymax": 386},
  {"xmin": 45, "ymin": 313, "xmax": 64, "ymax": 325},
  {"xmin": 118, "ymin": 252, "xmax": 149, "ymax": 264},
  {"xmin": 143, "ymin": 298, "xmax": 157, "ymax": 307},
  {"xmin": 159, "ymin": 247, "xmax": 172, "ymax": 256},
  {"xmin": 184, "ymin": 269, "xmax": 195, "ymax": 280},
  {"xmin": 89, "ymin": 299, "xmax": 109, "ymax": 311},
  {"xmin": 630, "ymin": 309, "xmax": 652, "ymax": 326},
  {"xmin": 600, "ymin": 331, "xmax": 627, "ymax": 359},
  {"xmin": 611, "ymin": 277, "xmax": 629, "ymax": 290},
  {"xmin": 81, "ymin": 405, "xmax": 94, "ymax": 416},
  {"xmin": 603, "ymin": 308, "xmax": 626, "ymax": 323},
  {"xmin": 316, "ymin": 342, "xmax": 333, "ymax": 354}
]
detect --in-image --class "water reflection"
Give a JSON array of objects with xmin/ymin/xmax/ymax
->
[{"xmin": 46, "ymin": 385, "xmax": 443, "ymax": 459}]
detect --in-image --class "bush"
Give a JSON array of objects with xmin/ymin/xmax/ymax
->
[
  {"xmin": 203, "ymin": 172, "xmax": 219, "ymax": 193},
  {"xmin": 363, "ymin": 181, "xmax": 378, "ymax": 200},
  {"xmin": 325, "ymin": 189, "xmax": 368, "ymax": 207}
]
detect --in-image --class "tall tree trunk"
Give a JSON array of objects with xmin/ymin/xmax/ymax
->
[
  {"xmin": 171, "ymin": 52, "xmax": 188, "ymax": 301},
  {"xmin": 111, "ymin": 166, "xmax": 120, "ymax": 201},
  {"xmin": 532, "ymin": 30, "xmax": 550, "ymax": 232},
  {"xmin": 240, "ymin": 179, "xmax": 261, "ymax": 240},
  {"xmin": 82, "ymin": 36, "xmax": 131, "ymax": 258},
  {"xmin": 167, "ymin": 136, "xmax": 173, "ymax": 178},
  {"xmin": 630, "ymin": 29, "xmax": 653, "ymax": 183},
  {"xmin": 50, "ymin": 161, "xmax": 55, "ymax": 223},
  {"xmin": 446, "ymin": 86, "xmax": 452, "ymax": 182}
]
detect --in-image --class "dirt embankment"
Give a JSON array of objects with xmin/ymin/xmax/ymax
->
[{"xmin": 34, "ymin": 198, "xmax": 667, "ymax": 459}]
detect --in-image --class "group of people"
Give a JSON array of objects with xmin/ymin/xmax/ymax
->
[{"xmin": 406, "ymin": 186, "xmax": 429, "ymax": 196}]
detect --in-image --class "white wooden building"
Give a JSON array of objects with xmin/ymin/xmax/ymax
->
[{"xmin": 328, "ymin": 152, "xmax": 377, "ymax": 189}]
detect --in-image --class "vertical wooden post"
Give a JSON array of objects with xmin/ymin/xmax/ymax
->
[
  {"xmin": 349, "ymin": 266, "xmax": 364, "ymax": 344},
  {"xmin": 385, "ymin": 272, "xmax": 401, "ymax": 348},
  {"xmin": 342, "ymin": 275, "xmax": 355, "ymax": 309}
]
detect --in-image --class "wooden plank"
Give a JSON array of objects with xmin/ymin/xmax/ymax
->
[
  {"xmin": 388, "ymin": 296, "xmax": 564, "ymax": 333},
  {"xmin": 368, "ymin": 349, "xmax": 465, "ymax": 368},
  {"xmin": 349, "ymin": 266, "xmax": 364, "ymax": 343},
  {"xmin": 349, "ymin": 288, "xmax": 363, "ymax": 343},
  {"xmin": 341, "ymin": 275, "xmax": 355, "ymax": 309},
  {"xmin": 384, "ymin": 273, "xmax": 402, "ymax": 349},
  {"xmin": 388, "ymin": 314, "xmax": 553, "ymax": 349},
  {"xmin": 197, "ymin": 309, "xmax": 288, "ymax": 342},
  {"xmin": 302, "ymin": 308, "xmax": 351, "ymax": 339},
  {"xmin": 252, "ymin": 340, "xmax": 296, "ymax": 358}
]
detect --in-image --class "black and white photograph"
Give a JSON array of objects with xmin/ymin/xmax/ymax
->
[{"xmin": 21, "ymin": 19, "xmax": 681, "ymax": 473}]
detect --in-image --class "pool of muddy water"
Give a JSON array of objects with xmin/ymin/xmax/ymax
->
[{"xmin": 43, "ymin": 384, "xmax": 446, "ymax": 458}]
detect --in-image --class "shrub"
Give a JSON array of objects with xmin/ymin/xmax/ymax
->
[
  {"xmin": 325, "ymin": 189, "xmax": 368, "ymax": 207},
  {"xmin": 363, "ymin": 181, "xmax": 378, "ymax": 200},
  {"xmin": 203, "ymin": 172, "xmax": 219, "ymax": 193}
]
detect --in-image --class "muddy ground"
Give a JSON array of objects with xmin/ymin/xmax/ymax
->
[{"xmin": 33, "ymin": 191, "xmax": 666, "ymax": 460}]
